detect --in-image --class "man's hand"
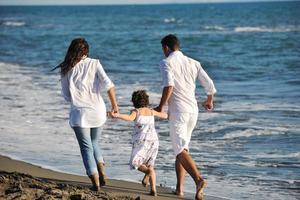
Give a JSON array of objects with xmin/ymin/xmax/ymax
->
[
  {"xmin": 154, "ymin": 106, "xmax": 163, "ymax": 112},
  {"xmin": 202, "ymin": 95, "xmax": 214, "ymax": 111}
]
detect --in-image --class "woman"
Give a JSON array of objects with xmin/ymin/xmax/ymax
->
[{"xmin": 57, "ymin": 38, "xmax": 118, "ymax": 191}]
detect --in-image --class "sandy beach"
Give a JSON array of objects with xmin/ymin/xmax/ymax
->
[{"xmin": 0, "ymin": 155, "xmax": 227, "ymax": 200}]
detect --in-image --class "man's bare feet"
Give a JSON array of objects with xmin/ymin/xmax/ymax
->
[
  {"xmin": 142, "ymin": 174, "xmax": 150, "ymax": 187},
  {"xmin": 195, "ymin": 179, "xmax": 207, "ymax": 200}
]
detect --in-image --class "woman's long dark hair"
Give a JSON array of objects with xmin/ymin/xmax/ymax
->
[{"xmin": 54, "ymin": 38, "xmax": 89, "ymax": 76}]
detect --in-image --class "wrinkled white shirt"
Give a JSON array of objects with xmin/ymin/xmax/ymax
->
[
  {"xmin": 61, "ymin": 57, "xmax": 114, "ymax": 128},
  {"xmin": 160, "ymin": 51, "xmax": 216, "ymax": 114}
]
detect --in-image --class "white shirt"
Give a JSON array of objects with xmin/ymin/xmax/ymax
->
[
  {"xmin": 61, "ymin": 57, "xmax": 114, "ymax": 128},
  {"xmin": 160, "ymin": 51, "xmax": 216, "ymax": 114}
]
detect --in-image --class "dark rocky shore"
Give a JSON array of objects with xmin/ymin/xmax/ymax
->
[{"xmin": 0, "ymin": 171, "xmax": 135, "ymax": 200}]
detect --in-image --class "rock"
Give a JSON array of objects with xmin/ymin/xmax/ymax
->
[
  {"xmin": 57, "ymin": 183, "xmax": 69, "ymax": 189},
  {"xmin": 5, "ymin": 183, "xmax": 23, "ymax": 194},
  {"xmin": 70, "ymin": 194, "xmax": 83, "ymax": 200},
  {"xmin": 28, "ymin": 183, "xmax": 46, "ymax": 190},
  {"xmin": 0, "ymin": 175, "xmax": 7, "ymax": 183}
]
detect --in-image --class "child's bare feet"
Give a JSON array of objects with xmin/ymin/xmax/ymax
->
[
  {"xmin": 195, "ymin": 179, "xmax": 207, "ymax": 200},
  {"xmin": 142, "ymin": 174, "xmax": 150, "ymax": 187},
  {"xmin": 150, "ymin": 190, "xmax": 157, "ymax": 196},
  {"xmin": 173, "ymin": 190, "xmax": 184, "ymax": 196}
]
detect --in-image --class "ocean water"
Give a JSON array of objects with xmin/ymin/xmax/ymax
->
[{"xmin": 0, "ymin": 2, "xmax": 300, "ymax": 199}]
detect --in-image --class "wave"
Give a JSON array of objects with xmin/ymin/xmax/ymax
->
[
  {"xmin": 253, "ymin": 152, "xmax": 300, "ymax": 159},
  {"xmin": 234, "ymin": 26, "xmax": 300, "ymax": 33},
  {"xmin": 198, "ymin": 25, "xmax": 300, "ymax": 33},
  {"xmin": 222, "ymin": 128, "xmax": 287, "ymax": 139},
  {"xmin": 163, "ymin": 17, "xmax": 183, "ymax": 24},
  {"xmin": 1, "ymin": 21, "xmax": 26, "ymax": 27},
  {"xmin": 203, "ymin": 25, "xmax": 225, "ymax": 31}
]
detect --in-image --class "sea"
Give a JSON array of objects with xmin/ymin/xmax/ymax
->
[{"xmin": 0, "ymin": 1, "xmax": 299, "ymax": 199}]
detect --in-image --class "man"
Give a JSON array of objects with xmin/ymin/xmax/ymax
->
[{"xmin": 155, "ymin": 34, "xmax": 216, "ymax": 200}]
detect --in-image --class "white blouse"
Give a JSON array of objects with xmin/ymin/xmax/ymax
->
[
  {"xmin": 160, "ymin": 51, "xmax": 216, "ymax": 114},
  {"xmin": 61, "ymin": 57, "xmax": 114, "ymax": 128}
]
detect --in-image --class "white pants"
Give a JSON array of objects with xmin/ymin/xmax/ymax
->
[{"xmin": 169, "ymin": 112, "xmax": 198, "ymax": 156}]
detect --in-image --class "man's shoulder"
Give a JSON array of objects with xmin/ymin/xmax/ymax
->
[
  {"xmin": 185, "ymin": 55, "xmax": 200, "ymax": 66},
  {"xmin": 160, "ymin": 58, "xmax": 170, "ymax": 68}
]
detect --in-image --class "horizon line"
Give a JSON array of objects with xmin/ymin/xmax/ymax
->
[{"xmin": 0, "ymin": 0, "xmax": 298, "ymax": 6}]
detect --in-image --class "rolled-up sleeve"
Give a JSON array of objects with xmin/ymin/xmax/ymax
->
[
  {"xmin": 61, "ymin": 75, "xmax": 71, "ymax": 102},
  {"xmin": 197, "ymin": 62, "xmax": 217, "ymax": 95},
  {"xmin": 96, "ymin": 60, "xmax": 114, "ymax": 91},
  {"xmin": 159, "ymin": 60, "xmax": 174, "ymax": 87}
]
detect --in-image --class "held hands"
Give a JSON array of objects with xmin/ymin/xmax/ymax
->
[
  {"xmin": 154, "ymin": 105, "xmax": 163, "ymax": 112},
  {"xmin": 107, "ymin": 106, "xmax": 119, "ymax": 119}
]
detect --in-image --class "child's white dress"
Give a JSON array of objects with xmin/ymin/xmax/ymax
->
[{"xmin": 129, "ymin": 109, "xmax": 159, "ymax": 170}]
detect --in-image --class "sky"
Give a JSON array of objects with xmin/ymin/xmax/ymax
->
[{"xmin": 0, "ymin": 0, "xmax": 295, "ymax": 5}]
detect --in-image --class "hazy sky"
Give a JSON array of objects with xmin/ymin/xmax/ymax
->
[{"xmin": 0, "ymin": 0, "xmax": 294, "ymax": 5}]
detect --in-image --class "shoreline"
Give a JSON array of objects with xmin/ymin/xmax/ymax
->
[{"xmin": 0, "ymin": 155, "xmax": 227, "ymax": 200}]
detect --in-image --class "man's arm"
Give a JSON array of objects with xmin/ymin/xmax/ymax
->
[
  {"xmin": 197, "ymin": 62, "xmax": 216, "ymax": 111},
  {"xmin": 155, "ymin": 86, "xmax": 173, "ymax": 112}
]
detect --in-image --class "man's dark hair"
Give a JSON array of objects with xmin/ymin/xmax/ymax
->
[
  {"xmin": 161, "ymin": 34, "xmax": 180, "ymax": 51},
  {"xmin": 131, "ymin": 90, "xmax": 149, "ymax": 108}
]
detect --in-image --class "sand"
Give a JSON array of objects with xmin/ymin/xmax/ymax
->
[{"xmin": 0, "ymin": 155, "xmax": 227, "ymax": 200}]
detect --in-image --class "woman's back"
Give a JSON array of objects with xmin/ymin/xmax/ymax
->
[{"xmin": 61, "ymin": 57, "xmax": 114, "ymax": 128}]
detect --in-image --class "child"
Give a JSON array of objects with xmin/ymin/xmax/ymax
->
[{"xmin": 111, "ymin": 90, "xmax": 167, "ymax": 196}]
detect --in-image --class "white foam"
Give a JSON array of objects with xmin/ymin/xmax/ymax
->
[
  {"xmin": 3, "ymin": 21, "xmax": 26, "ymax": 27},
  {"xmin": 222, "ymin": 127, "xmax": 287, "ymax": 139},
  {"xmin": 164, "ymin": 17, "xmax": 177, "ymax": 23},
  {"xmin": 251, "ymin": 152, "xmax": 300, "ymax": 159},
  {"xmin": 234, "ymin": 26, "xmax": 300, "ymax": 33},
  {"xmin": 204, "ymin": 25, "xmax": 225, "ymax": 31}
]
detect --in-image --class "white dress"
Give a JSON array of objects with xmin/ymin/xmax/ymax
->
[{"xmin": 129, "ymin": 110, "xmax": 159, "ymax": 170}]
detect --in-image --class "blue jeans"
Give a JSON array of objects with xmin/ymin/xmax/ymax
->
[{"xmin": 73, "ymin": 127, "xmax": 104, "ymax": 176}]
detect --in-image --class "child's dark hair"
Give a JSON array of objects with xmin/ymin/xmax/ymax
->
[{"xmin": 131, "ymin": 90, "xmax": 149, "ymax": 108}]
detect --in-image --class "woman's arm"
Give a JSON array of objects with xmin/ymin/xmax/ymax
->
[
  {"xmin": 107, "ymin": 87, "xmax": 118, "ymax": 113},
  {"xmin": 152, "ymin": 110, "xmax": 168, "ymax": 119},
  {"xmin": 111, "ymin": 110, "xmax": 137, "ymax": 121}
]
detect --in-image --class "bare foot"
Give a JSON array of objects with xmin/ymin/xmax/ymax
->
[
  {"xmin": 90, "ymin": 185, "xmax": 101, "ymax": 192},
  {"xmin": 150, "ymin": 190, "xmax": 157, "ymax": 196},
  {"xmin": 142, "ymin": 174, "xmax": 150, "ymax": 187},
  {"xmin": 99, "ymin": 176, "xmax": 106, "ymax": 187},
  {"xmin": 195, "ymin": 180, "xmax": 207, "ymax": 200},
  {"xmin": 173, "ymin": 190, "xmax": 184, "ymax": 196}
]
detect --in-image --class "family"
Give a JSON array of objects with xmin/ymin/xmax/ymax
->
[{"xmin": 57, "ymin": 34, "xmax": 216, "ymax": 200}]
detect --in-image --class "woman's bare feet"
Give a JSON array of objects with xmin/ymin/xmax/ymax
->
[
  {"xmin": 89, "ymin": 173, "xmax": 101, "ymax": 192},
  {"xmin": 142, "ymin": 174, "xmax": 150, "ymax": 187},
  {"xmin": 90, "ymin": 185, "xmax": 101, "ymax": 192},
  {"xmin": 97, "ymin": 163, "xmax": 106, "ymax": 187},
  {"xmin": 195, "ymin": 179, "xmax": 207, "ymax": 200}
]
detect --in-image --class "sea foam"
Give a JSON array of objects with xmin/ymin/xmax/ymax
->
[{"xmin": 2, "ymin": 21, "xmax": 26, "ymax": 27}]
